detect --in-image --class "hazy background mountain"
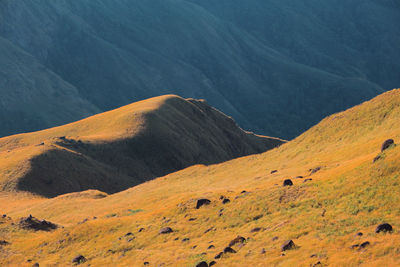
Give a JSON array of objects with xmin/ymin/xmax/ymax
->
[{"xmin": 0, "ymin": 0, "xmax": 399, "ymax": 139}]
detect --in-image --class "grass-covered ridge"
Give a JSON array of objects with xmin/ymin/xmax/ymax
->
[{"xmin": 1, "ymin": 90, "xmax": 400, "ymax": 266}]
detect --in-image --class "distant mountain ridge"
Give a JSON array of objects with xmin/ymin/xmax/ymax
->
[
  {"xmin": 0, "ymin": 95, "xmax": 284, "ymax": 197},
  {"xmin": 0, "ymin": 0, "xmax": 399, "ymax": 138}
]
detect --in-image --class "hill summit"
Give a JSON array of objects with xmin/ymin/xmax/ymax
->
[{"xmin": 0, "ymin": 95, "xmax": 283, "ymax": 197}]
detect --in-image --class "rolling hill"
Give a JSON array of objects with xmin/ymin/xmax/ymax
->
[
  {"xmin": 1, "ymin": 0, "xmax": 399, "ymax": 138},
  {"xmin": 1, "ymin": 89, "xmax": 400, "ymax": 266},
  {"xmin": 0, "ymin": 95, "xmax": 283, "ymax": 198}
]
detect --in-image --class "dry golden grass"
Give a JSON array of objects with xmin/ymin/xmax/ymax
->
[{"xmin": 2, "ymin": 90, "xmax": 400, "ymax": 266}]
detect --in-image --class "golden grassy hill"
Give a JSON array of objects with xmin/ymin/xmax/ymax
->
[
  {"xmin": 1, "ymin": 89, "xmax": 400, "ymax": 266},
  {"xmin": 0, "ymin": 95, "xmax": 283, "ymax": 197}
]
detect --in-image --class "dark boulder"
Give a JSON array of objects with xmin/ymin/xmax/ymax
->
[
  {"xmin": 19, "ymin": 215, "xmax": 58, "ymax": 231},
  {"xmin": 196, "ymin": 261, "xmax": 208, "ymax": 267},
  {"xmin": 223, "ymin": 247, "xmax": 237, "ymax": 254},
  {"xmin": 159, "ymin": 227, "xmax": 173, "ymax": 234},
  {"xmin": 0, "ymin": 240, "xmax": 9, "ymax": 246},
  {"xmin": 373, "ymin": 155, "xmax": 382, "ymax": 163},
  {"xmin": 381, "ymin": 139, "xmax": 394, "ymax": 152},
  {"xmin": 182, "ymin": 238, "xmax": 190, "ymax": 242},
  {"xmin": 356, "ymin": 232, "xmax": 363, "ymax": 236},
  {"xmin": 229, "ymin": 236, "xmax": 246, "ymax": 247},
  {"xmin": 283, "ymin": 179, "xmax": 293, "ymax": 186},
  {"xmin": 72, "ymin": 255, "xmax": 87, "ymax": 265},
  {"xmin": 144, "ymin": 262, "xmax": 149, "ymax": 266},
  {"xmin": 196, "ymin": 199, "xmax": 211, "ymax": 209},
  {"xmin": 281, "ymin": 240, "xmax": 296, "ymax": 251},
  {"xmin": 271, "ymin": 170, "xmax": 278, "ymax": 174},
  {"xmin": 208, "ymin": 245, "xmax": 215, "ymax": 249},
  {"xmin": 209, "ymin": 261, "xmax": 216, "ymax": 266},
  {"xmin": 375, "ymin": 223, "xmax": 393, "ymax": 233},
  {"xmin": 250, "ymin": 227, "xmax": 262, "ymax": 233},
  {"xmin": 214, "ymin": 252, "xmax": 223, "ymax": 259},
  {"xmin": 303, "ymin": 179, "xmax": 313, "ymax": 183},
  {"xmin": 360, "ymin": 241, "xmax": 370, "ymax": 249},
  {"xmin": 222, "ymin": 198, "xmax": 230, "ymax": 204}
]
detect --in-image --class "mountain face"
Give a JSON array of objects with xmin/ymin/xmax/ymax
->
[
  {"xmin": 0, "ymin": 95, "xmax": 283, "ymax": 197},
  {"xmin": 1, "ymin": 90, "xmax": 400, "ymax": 266},
  {"xmin": 0, "ymin": 0, "xmax": 399, "ymax": 139}
]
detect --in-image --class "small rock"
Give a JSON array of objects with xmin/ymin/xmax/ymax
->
[
  {"xmin": 373, "ymin": 155, "xmax": 382, "ymax": 163},
  {"xmin": 283, "ymin": 179, "xmax": 293, "ymax": 186},
  {"xmin": 125, "ymin": 232, "xmax": 133, "ymax": 236},
  {"xmin": 159, "ymin": 227, "xmax": 173, "ymax": 234},
  {"xmin": 310, "ymin": 254, "xmax": 317, "ymax": 258},
  {"xmin": 192, "ymin": 245, "xmax": 197, "ymax": 249},
  {"xmin": 182, "ymin": 238, "xmax": 190, "ymax": 242},
  {"xmin": 209, "ymin": 261, "xmax": 217, "ymax": 266},
  {"xmin": 72, "ymin": 255, "xmax": 86, "ymax": 265},
  {"xmin": 208, "ymin": 245, "xmax": 215, "ymax": 249},
  {"xmin": 312, "ymin": 262, "xmax": 322, "ymax": 267},
  {"xmin": 253, "ymin": 215, "xmax": 263, "ymax": 220},
  {"xmin": 271, "ymin": 170, "xmax": 278, "ymax": 174},
  {"xmin": 381, "ymin": 139, "xmax": 394, "ymax": 152},
  {"xmin": 223, "ymin": 247, "xmax": 236, "ymax": 254},
  {"xmin": 241, "ymin": 190, "xmax": 247, "ymax": 194},
  {"xmin": 303, "ymin": 178, "xmax": 313, "ymax": 183},
  {"xmin": 360, "ymin": 241, "xmax": 370, "ymax": 249},
  {"xmin": 196, "ymin": 199, "xmax": 211, "ymax": 209},
  {"xmin": 0, "ymin": 240, "xmax": 10, "ymax": 246},
  {"xmin": 222, "ymin": 198, "xmax": 230, "ymax": 204},
  {"xmin": 174, "ymin": 237, "xmax": 179, "ymax": 241},
  {"xmin": 310, "ymin": 167, "xmax": 321, "ymax": 174},
  {"xmin": 188, "ymin": 218, "xmax": 196, "ymax": 221},
  {"xmin": 281, "ymin": 240, "xmax": 295, "ymax": 251},
  {"xmin": 229, "ymin": 236, "xmax": 246, "ymax": 247},
  {"xmin": 144, "ymin": 262, "xmax": 149, "ymax": 266},
  {"xmin": 272, "ymin": 236, "xmax": 279, "ymax": 241},
  {"xmin": 32, "ymin": 263, "xmax": 39, "ymax": 267},
  {"xmin": 196, "ymin": 261, "xmax": 208, "ymax": 267},
  {"xmin": 260, "ymin": 248, "xmax": 266, "ymax": 254},
  {"xmin": 375, "ymin": 223, "xmax": 393, "ymax": 233},
  {"xmin": 250, "ymin": 227, "xmax": 262, "ymax": 233},
  {"xmin": 351, "ymin": 244, "xmax": 359, "ymax": 249},
  {"xmin": 295, "ymin": 176, "xmax": 304, "ymax": 179},
  {"xmin": 356, "ymin": 232, "xmax": 363, "ymax": 236},
  {"xmin": 204, "ymin": 227, "xmax": 214, "ymax": 234},
  {"xmin": 214, "ymin": 252, "xmax": 223, "ymax": 259},
  {"xmin": 138, "ymin": 228, "xmax": 145, "ymax": 232}
]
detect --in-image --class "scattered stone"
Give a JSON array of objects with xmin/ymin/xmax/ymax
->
[
  {"xmin": 272, "ymin": 236, "xmax": 279, "ymax": 241},
  {"xmin": 208, "ymin": 245, "xmax": 215, "ymax": 249},
  {"xmin": 373, "ymin": 155, "xmax": 382, "ymax": 163},
  {"xmin": 381, "ymin": 139, "xmax": 395, "ymax": 152},
  {"xmin": 312, "ymin": 261, "xmax": 322, "ymax": 267},
  {"xmin": 214, "ymin": 252, "xmax": 223, "ymax": 259},
  {"xmin": 209, "ymin": 261, "xmax": 217, "ymax": 266},
  {"xmin": 174, "ymin": 237, "xmax": 179, "ymax": 241},
  {"xmin": 188, "ymin": 218, "xmax": 196, "ymax": 221},
  {"xmin": 223, "ymin": 247, "xmax": 237, "ymax": 254},
  {"xmin": 356, "ymin": 232, "xmax": 363, "ymax": 237},
  {"xmin": 303, "ymin": 178, "xmax": 313, "ymax": 183},
  {"xmin": 283, "ymin": 179, "xmax": 293, "ymax": 186},
  {"xmin": 78, "ymin": 218, "xmax": 88, "ymax": 225},
  {"xmin": 351, "ymin": 244, "xmax": 359, "ymax": 249},
  {"xmin": 72, "ymin": 255, "xmax": 86, "ymax": 265},
  {"xmin": 250, "ymin": 227, "xmax": 262, "ymax": 233},
  {"xmin": 144, "ymin": 262, "xmax": 149, "ymax": 266},
  {"xmin": 271, "ymin": 170, "xmax": 278, "ymax": 174},
  {"xmin": 204, "ymin": 227, "xmax": 214, "ymax": 234},
  {"xmin": 196, "ymin": 199, "xmax": 211, "ymax": 209},
  {"xmin": 360, "ymin": 241, "xmax": 370, "ymax": 249},
  {"xmin": 0, "ymin": 240, "xmax": 9, "ymax": 246},
  {"xmin": 32, "ymin": 263, "xmax": 39, "ymax": 267},
  {"xmin": 253, "ymin": 215, "xmax": 263, "ymax": 221},
  {"xmin": 222, "ymin": 198, "xmax": 230, "ymax": 204},
  {"xmin": 138, "ymin": 228, "xmax": 145, "ymax": 232},
  {"xmin": 295, "ymin": 176, "xmax": 304, "ymax": 179},
  {"xmin": 192, "ymin": 245, "xmax": 197, "ymax": 249},
  {"xmin": 310, "ymin": 254, "xmax": 317, "ymax": 258},
  {"xmin": 159, "ymin": 227, "xmax": 173, "ymax": 234},
  {"xmin": 125, "ymin": 232, "xmax": 133, "ymax": 236},
  {"xmin": 241, "ymin": 190, "xmax": 247, "ymax": 194},
  {"xmin": 310, "ymin": 167, "xmax": 321, "ymax": 174},
  {"xmin": 260, "ymin": 248, "xmax": 266, "ymax": 254},
  {"xmin": 219, "ymin": 196, "xmax": 225, "ymax": 200},
  {"xmin": 321, "ymin": 209, "xmax": 326, "ymax": 217},
  {"xmin": 229, "ymin": 236, "xmax": 246, "ymax": 247},
  {"xmin": 281, "ymin": 240, "xmax": 295, "ymax": 251},
  {"xmin": 19, "ymin": 215, "xmax": 58, "ymax": 231},
  {"xmin": 182, "ymin": 238, "xmax": 190, "ymax": 242},
  {"xmin": 375, "ymin": 223, "xmax": 393, "ymax": 233},
  {"xmin": 196, "ymin": 261, "xmax": 208, "ymax": 267}
]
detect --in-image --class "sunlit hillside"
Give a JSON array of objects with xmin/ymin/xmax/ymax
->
[
  {"xmin": 0, "ymin": 95, "xmax": 283, "ymax": 198},
  {"xmin": 1, "ymin": 89, "xmax": 400, "ymax": 266}
]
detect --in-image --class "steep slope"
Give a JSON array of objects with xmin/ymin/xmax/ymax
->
[
  {"xmin": 0, "ymin": 95, "xmax": 283, "ymax": 197},
  {"xmin": 0, "ymin": 37, "xmax": 99, "ymax": 136},
  {"xmin": 1, "ymin": 90, "xmax": 400, "ymax": 266},
  {"xmin": 1, "ymin": 0, "xmax": 398, "ymax": 138}
]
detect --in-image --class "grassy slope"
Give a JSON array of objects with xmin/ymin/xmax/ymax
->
[
  {"xmin": 0, "ymin": 95, "xmax": 283, "ymax": 197},
  {"xmin": 2, "ymin": 90, "xmax": 400, "ymax": 266}
]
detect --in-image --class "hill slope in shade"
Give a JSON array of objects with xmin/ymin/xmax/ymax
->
[
  {"xmin": 1, "ymin": 0, "xmax": 399, "ymax": 138},
  {"xmin": 1, "ymin": 89, "xmax": 400, "ymax": 266},
  {"xmin": 0, "ymin": 95, "xmax": 284, "ymax": 197}
]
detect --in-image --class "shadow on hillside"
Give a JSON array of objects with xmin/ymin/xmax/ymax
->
[{"xmin": 17, "ymin": 98, "xmax": 284, "ymax": 198}]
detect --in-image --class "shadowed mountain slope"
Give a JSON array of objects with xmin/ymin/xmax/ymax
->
[
  {"xmin": 1, "ymin": 90, "xmax": 400, "ymax": 266},
  {"xmin": 0, "ymin": 95, "xmax": 283, "ymax": 197},
  {"xmin": 1, "ymin": 0, "xmax": 399, "ymax": 138}
]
